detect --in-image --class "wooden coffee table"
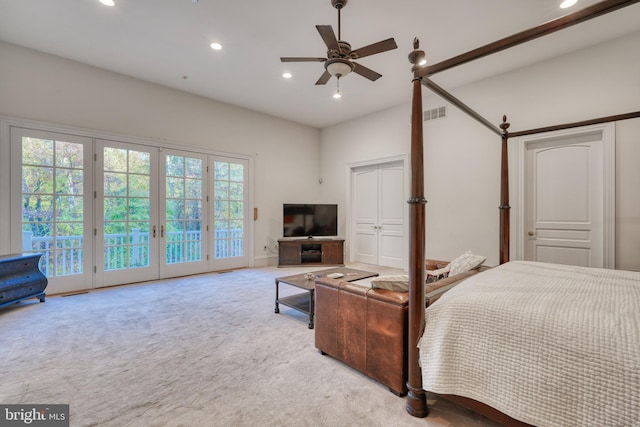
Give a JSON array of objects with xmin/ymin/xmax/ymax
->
[{"xmin": 275, "ymin": 267, "xmax": 378, "ymax": 329}]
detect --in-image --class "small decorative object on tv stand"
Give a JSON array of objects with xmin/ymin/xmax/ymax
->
[{"xmin": 278, "ymin": 238, "xmax": 344, "ymax": 267}]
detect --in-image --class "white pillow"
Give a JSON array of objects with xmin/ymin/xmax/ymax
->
[
  {"xmin": 370, "ymin": 274, "xmax": 409, "ymax": 292},
  {"xmin": 448, "ymin": 251, "xmax": 486, "ymax": 276}
]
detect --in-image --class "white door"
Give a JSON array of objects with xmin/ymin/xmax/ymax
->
[
  {"xmin": 209, "ymin": 156, "xmax": 249, "ymax": 270},
  {"xmin": 95, "ymin": 140, "xmax": 160, "ymax": 287},
  {"xmin": 377, "ymin": 165, "xmax": 405, "ymax": 268},
  {"xmin": 352, "ymin": 161, "xmax": 405, "ymax": 268},
  {"xmin": 11, "ymin": 128, "xmax": 93, "ymax": 294},
  {"xmin": 353, "ymin": 167, "xmax": 378, "ymax": 264},
  {"xmin": 160, "ymin": 150, "xmax": 209, "ymax": 278},
  {"xmin": 522, "ymin": 126, "xmax": 613, "ymax": 268}
]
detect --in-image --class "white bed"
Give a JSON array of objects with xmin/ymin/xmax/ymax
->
[{"xmin": 418, "ymin": 260, "xmax": 640, "ymax": 427}]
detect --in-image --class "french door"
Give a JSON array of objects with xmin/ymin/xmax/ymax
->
[
  {"xmin": 12, "ymin": 129, "xmax": 250, "ymax": 292},
  {"xmin": 11, "ymin": 128, "xmax": 93, "ymax": 294},
  {"xmin": 95, "ymin": 140, "xmax": 160, "ymax": 287},
  {"xmin": 160, "ymin": 150, "xmax": 209, "ymax": 278},
  {"xmin": 210, "ymin": 156, "xmax": 249, "ymax": 270}
]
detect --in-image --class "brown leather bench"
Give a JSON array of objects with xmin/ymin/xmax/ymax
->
[{"xmin": 314, "ymin": 260, "xmax": 489, "ymax": 396}]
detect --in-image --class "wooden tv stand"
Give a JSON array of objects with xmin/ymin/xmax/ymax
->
[{"xmin": 278, "ymin": 238, "xmax": 344, "ymax": 267}]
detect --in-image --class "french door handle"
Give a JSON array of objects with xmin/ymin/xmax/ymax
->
[
  {"xmin": 161, "ymin": 225, "xmax": 164, "ymax": 238},
  {"xmin": 153, "ymin": 225, "xmax": 157, "ymax": 238}
]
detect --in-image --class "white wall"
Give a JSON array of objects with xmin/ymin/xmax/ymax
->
[
  {"xmin": 0, "ymin": 41, "xmax": 321, "ymax": 265},
  {"xmin": 321, "ymin": 31, "xmax": 640, "ymax": 269}
]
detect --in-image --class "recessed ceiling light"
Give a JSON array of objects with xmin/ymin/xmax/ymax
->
[
  {"xmin": 210, "ymin": 42, "xmax": 222, "ymax": 51},
  {"xmin": 560, "ymin": 0, "xmax": 578, "ymax": 8},
  {"xmin": 282, "ymin": 72, "xmax": 292, "ymax": 79},
  {"xmin": 99, "ymin": 0, "xmax": 115, "ymax": 6}
]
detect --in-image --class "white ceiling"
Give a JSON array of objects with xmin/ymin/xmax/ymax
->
[{"xmin": 1, "ymin": 0, "xmax": 639, "ymax": 128}]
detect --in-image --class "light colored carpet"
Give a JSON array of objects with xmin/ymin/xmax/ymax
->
[{"xmin": 0, "ymin": 264, "xmax": 500, "ymax": 427}]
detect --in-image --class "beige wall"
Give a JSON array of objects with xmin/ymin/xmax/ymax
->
[
  {"xmin": 616, "ymin": 119, "xmax": 640, "ymax": 271},
  {"xmin": 0, "ymin": 41, "xmax": 321, "ymax": 265},
  {"xmin": 2, "ymin": 29, "xmax": 638, "ymax": 271},
  {"xmin": 321, "ymin": 31, "xmax": 640, "ymax": 270}
]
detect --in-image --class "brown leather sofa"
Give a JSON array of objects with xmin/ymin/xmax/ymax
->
[{"xmin": 314, "ymin": 260, "xmax": 489, "ymax": 396}]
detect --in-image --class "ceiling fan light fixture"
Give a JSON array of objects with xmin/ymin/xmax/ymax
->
[
  {"xmin": 326, "ymin": 59, "xmax": 353, "ymax": 78},
  {"xmin": 99, "ymin": 0, "xmax": 115, "ymax": 6}
]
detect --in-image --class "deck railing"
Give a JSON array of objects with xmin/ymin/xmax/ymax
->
[{"xmin": 22, "ymin": 229, "xmax": 243, "ymax": 276}]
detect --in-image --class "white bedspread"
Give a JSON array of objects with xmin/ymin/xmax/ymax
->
[{"xmin": 418, "ymin": 261, "xmax": 640, "ymax": 427}]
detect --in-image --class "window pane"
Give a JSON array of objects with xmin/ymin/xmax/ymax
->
[
  {"xmin": 104, "ymin": 197, "xmax": 127, "ymax": 220},
  {"xmin": 229, "ymin": 201, "xmax": 243, "ymax": 220},
  {"xmin": 56, "ymin": 169, "xmax": 83, "ymax": 195},
  {"xmin": 23, "ymin": 138, "xmax": 53, "ymax": 166},
  {"xmin": 185, "ymin": 158, "xmax": 202, "ymax": 178},
  {"xmin": 22, "ymin": 195, "xmax": 54, "ymax": 222},
  {"xmin": 185, "ymin": 200, "xmax": 202, "ymax": 220},
  {"xmin": 214, "ymin": 162, "xmax": 229, "ymax": 180},
  {"xmin": 185, "ymin": 178, "xmax": 201, "ymax": 199},
  {"xmin": 129, "ymin": 174, "xmax": 150, "ymax": 197},
  {"xmin": 129, "ymin": 150, "xmax": 150, "ymax": 174},
  {"xmin": 56, "ymin": 141, "xmax": 83, "ymax": 168},
  {"xmin": 166, "ymin": 177, "xmax": 184, "ymax": 199},
  {"xmin": 230, "ymin": 163, "xmax": 244, "ymax": 181},
  {"xmin": 229, "ymin": 182, "xmax": 243, "ymax": 200},
  {"xmin": 215, "ymin": 200, "xmax": 229, "ymax": 220},
  {"xmin": 56, "ymin": 195, "xmax": 83, "ymax": 221},
  {"xmin": 22, "ymin": 166, "xmax": 54, "ymax": 194},
  {"xmin": 128, "ymin": 198, "xmax": 150, "ymax": 221},
  {"xmin": 104, "ymin": 147, "xmax": 127, "ymax": 172},
  {"xmin": 166, "ymin": 199, "xmax": 185, "ymax": 220},
  {"xmin": 104, "ymin": 172, "xmax": 127, "ymax": 196},
  {"xmin": 166, "ymin": 155, "xmax": 185, "ymax": 177}
]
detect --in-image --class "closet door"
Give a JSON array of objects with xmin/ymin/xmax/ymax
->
[
  {"xmin": 353, "ymin": 167, "xmax": 378, "ymax": 264},
  {"xmin": 523, "ymin": 130, "xmax": 607, "ymax": 268},
  {"xmin": 352, "ymin": 161, "xmax": 405, "ymax": 268},
  {"xmin": 377, "ymin": 164, "xmax": 404, "ymax": 268}
]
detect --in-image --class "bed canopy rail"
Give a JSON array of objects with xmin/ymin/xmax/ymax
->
[
  {"xmin": 418, "ymin": 0, "xmax": 640, "ymax": 78},
  {"xmin": 509, "ymin": 111, "xmax": 640, "ymax": 138},
  {"xmin": 406, "ymin": 0, "xmax": 640, "ymax": 419}
]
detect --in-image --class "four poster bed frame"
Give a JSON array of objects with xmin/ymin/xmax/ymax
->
[{"xmin": 404, "ymin": 0, "xmax": 640, "ymax": 424}]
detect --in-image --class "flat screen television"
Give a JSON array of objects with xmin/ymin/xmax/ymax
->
[{"xmin": 283, "ymin": 204, "xmax": 338, "ymax": 238}]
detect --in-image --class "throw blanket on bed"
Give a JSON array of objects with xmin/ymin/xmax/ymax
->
[{"xmin": 418, "ymin": 260, "xmax": 640, "ymax": 427}]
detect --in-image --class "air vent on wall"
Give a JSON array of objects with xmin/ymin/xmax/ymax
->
[{"xmin": 423, "ymin": 106, "xmax": 447, "ymax": 121}]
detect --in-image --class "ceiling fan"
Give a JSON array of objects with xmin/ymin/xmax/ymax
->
[{"xmin": 280, "ymin": 0, "xmax": 397, "ymax": 86}]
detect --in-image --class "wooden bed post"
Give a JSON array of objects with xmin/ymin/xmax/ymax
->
[
  {"xmin": 406, "ymin": 38, "xmax": 428, "ymax": 418},
  {"xmin": 499, "ymin": 116, "xmax": 510, "ymax": 264}
]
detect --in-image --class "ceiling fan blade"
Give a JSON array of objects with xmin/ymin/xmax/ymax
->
[
  {"xmin": 316, "ymin": 25, "xmax": 340, "ymax": 52},
  {"xmin": 315, "ymin": 70, "xmax": 332, "ymax": 85},
  {"xmin": 280, "ymin": 57, "xmax": 326, "ymax": 62},
  {"xmin": 352, "ymin": 62, "xmax": 382, "ymax": 81},
  {"xmin": 351, "ymin": 38, "xmax": 398, "ymax": 59}
]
